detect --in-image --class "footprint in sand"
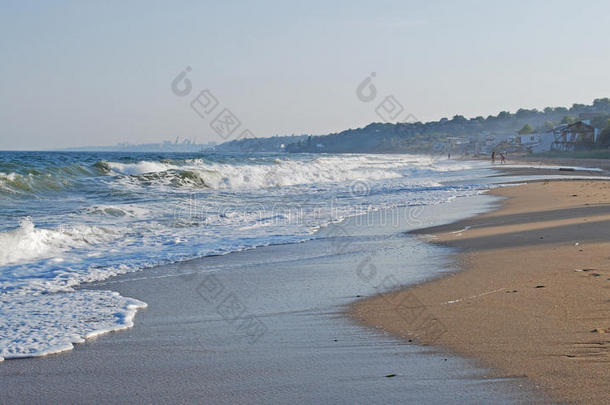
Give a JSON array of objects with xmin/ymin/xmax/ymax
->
[{"xmin": 565, "ymin": 339, "xmax": 610, "ymax": 361}]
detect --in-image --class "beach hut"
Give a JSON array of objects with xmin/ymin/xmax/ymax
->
[{"xmin": 551, "ymin": 120, "xmax": 598, "ymax": 152}]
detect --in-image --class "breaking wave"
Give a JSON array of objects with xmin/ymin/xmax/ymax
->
[
  {"xmin": 102, "ymin": 155, "xmax": 470, "ymax": 190},
  {"xmin": 0, "ymin": 217, "xmax": 117, "ymax": 268}
]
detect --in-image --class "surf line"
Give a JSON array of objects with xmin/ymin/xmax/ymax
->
[
  {"xmin": 450, "ymin": 225, "xmax": 471, "ymax": 235},
  {"xmin": 442, "ymin": 287, "xmax": 506, "ymax": 305}
]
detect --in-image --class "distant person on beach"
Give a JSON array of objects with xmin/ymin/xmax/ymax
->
[
  {"xmin": 448, "ymin": 153, "xmax": 451, "ymax": 159},
  {"xmin": 499, "ymin": 153, "xmax": 506, "ymax": 164},
  {"xmin": 491, "ymin": 151, "xmax": 496, "ymax": 164}
]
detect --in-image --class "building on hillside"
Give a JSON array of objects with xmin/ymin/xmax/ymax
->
[
  {"xmin": 479, "ymin": 132, "xmax": 515, "ymax": 153},
  {"xmin": 515, "ymin": 132, "xmax": 555, "ymax": 153},
  {"xmin": 445, "ymin": 136, "xmax": 468, "ymax": 154},
  {"xmin": 551, "ymin": 120, "xmax": 599, "ymax": 152}
]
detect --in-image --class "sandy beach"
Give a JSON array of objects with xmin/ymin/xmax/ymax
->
[{"xmin": 351, "ymin": 178, "xmax": 610, "ymax": 404}]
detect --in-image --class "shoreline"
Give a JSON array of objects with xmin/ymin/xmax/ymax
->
[
  {"xmin": 350, "ymin": 178, "xmax": 610, "ymax": 404},
  {"xmin": 1, "ymin": 194, "xmax": 541, "ymax": 404}
]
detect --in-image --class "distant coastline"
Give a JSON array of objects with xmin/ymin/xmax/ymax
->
[
  {"xmin": 54, "ymin": 136, "xmax": 218, "ymax": 153},
  {"xmin": 36, "ymin": 98, "xmax": 610, "ymax": 156}
]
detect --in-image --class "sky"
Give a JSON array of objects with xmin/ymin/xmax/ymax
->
[{"xmin": 1, "ymin": 0, "xmax": 610, "ymax": 149}]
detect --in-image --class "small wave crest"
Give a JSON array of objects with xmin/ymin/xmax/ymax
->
[
  {"xmin": 0, "ymin": 171, "xmax": 73, "ymax": 195},
  {"xmin": 83, "ymin": 204, "xmax": 151, "ymax": 218},
  {"xmin": 0, "ymin": 217, "xmax": 117, "ymax": 267},
  {"xmin": 0, "ymin": 162, "xmax": 107, "ymax": 196}
]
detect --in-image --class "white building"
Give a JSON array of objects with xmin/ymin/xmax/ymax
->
[{"xmin": 516, "ymin": 132, "xmax": 555, "ymax": 153}]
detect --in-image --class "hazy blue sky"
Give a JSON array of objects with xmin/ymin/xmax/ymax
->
[{"xmin": 1, "ymin": 0, "xmax": 610, "ymax": 149}]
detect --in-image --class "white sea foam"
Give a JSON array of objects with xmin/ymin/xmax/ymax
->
[
  {"xmin": 0, "ymin": 290, "xmax": 146, "ymax": 361},
  {"xmin": 84, "ymin": 204, "xmax": 151, "ymax": 218},
  {"xmin": 105, "ymin": 160, "xmax": 176, "ymax": 175},
  {"xmin": 0, "ymin": 217, "xmax": 117, "ymax": 267}
]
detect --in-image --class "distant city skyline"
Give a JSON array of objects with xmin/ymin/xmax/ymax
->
[{"xmin": 2, "ymin": 0, "xmax": 610, "ymax": 150}]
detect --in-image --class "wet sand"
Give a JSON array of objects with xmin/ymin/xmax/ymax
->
[{"xmin": 351, "ymin": 179, "xmax": 610, "ymax": 404}]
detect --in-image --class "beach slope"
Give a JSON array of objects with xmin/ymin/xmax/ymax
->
[{"xmin": 352, "ymin": 180, "xmax": 610, "ymax": 404}]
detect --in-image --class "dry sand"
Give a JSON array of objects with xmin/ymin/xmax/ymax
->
[{"xmin": 351, "ymin": 180, "xmax": 610, "ymax": 404}]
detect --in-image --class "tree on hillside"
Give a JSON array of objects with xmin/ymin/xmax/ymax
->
[
  {"xmin": 497, "ymin": 111, "xmax": 511, "ymax": 120},
  {"xmin": 535, "ymin": 121, "xmax": 555, "ymax": 133},
  {"xmin": 591, "ymin": 114, "xmax": 610, "ymax": 129},
  {"xmin": 451, "ymin": 115, "xmax": 467, "ymax": 124},
  {"xmin": 515, "ymin": 108, "xmax": 538, "ymax": 119},
  {"xmin": 593, "ymin": 98, "xmax": 610, "ymax": 111},
  {"xmin": 518, "ymin": 124, "xmax": 535, "ymax": 134},
  {"xmin": 570, "ymin": 103, "xmax": 587, "ymax": 112},
  {"xmin": 561, "ymin": 115, "xmax": 576, "ymax": 125},
  {"xmin": 554, "ymin": 106, "xmax": 569, "ymax": 114}
]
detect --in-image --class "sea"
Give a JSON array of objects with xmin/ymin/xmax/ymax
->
[{"xmin": 0, "ymin": 151, "xmax": 493, "ymax": 361}]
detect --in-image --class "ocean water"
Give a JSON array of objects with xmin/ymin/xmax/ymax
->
[{"xmin": 0, "ymin": 151, "xmax": 493, "ymax": 360}]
